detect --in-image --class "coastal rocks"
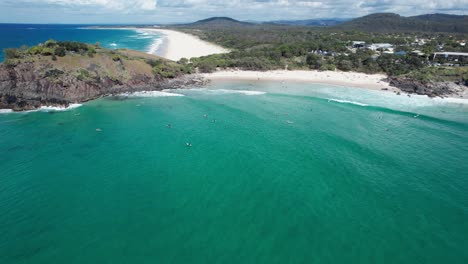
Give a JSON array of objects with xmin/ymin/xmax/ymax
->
[
  {"xmin": 388, "ymin": 76, "xmax": 467, "ymax": 98},
  {"xmin": 0, "ymin": 61, "xmax": 204, "ymax": 111}
]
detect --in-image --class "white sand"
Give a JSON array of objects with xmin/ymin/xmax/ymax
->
[
  {"xmin": 202, "ymin": 70, "xmax": 396, "ymax": 91},
  {"xmin": 144, "ymin": 29, "xmax": 229, "ymax": 61}
]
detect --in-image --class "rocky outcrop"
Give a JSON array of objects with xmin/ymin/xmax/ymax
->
[
  {"xmin": 0, "ymin": 57, "xmax": 205, "ymax": 111},
  {"xmin": 388, "ymin": 76, "xmax": 467, "ymax": 98}
]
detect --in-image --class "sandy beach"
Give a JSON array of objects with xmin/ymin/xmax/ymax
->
[
  {"xmin": 143, "ymin": 29, "xmax": 229, "ymax": 61},
  {"xmin": 202, "ymin": 70, "xmax": 397, "ymax": 91}
]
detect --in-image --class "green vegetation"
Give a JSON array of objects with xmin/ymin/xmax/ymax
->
[
  {"xmin": 4, "ymin": 40, "xmax": 99, "ymax": 62},
  {"xmin": 2, "ymin": 40, "xmax": 193, "ymax": 80},
  {"xmin": 172, "ymin": 22, "xmax": 467, "ymax": 83},
  {"xmin": 77, "ymin": 69, "xmax": 92, "ymax": 81},
  {"xmin": 337, "ymin": 13, "xmax": 468, "ymax": 34},
  {"xmin": 405, "ymin": 67, "xmax": 468, "ymax": 83},
  {"xmin": 146, "ymin": 58, "xmax": 192, "ymax": 78}
]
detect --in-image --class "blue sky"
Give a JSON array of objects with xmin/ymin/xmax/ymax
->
[{"xmin": 0, "ymin": 0, "xmax": 466, "ymax": 24}]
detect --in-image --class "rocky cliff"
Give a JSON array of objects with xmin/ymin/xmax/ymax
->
[{"xmin": 0, "ymin": 45, "xmax": 199, "ymax": 111}]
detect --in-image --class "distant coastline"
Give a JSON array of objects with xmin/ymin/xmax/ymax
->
[{"xmin": 93, "ymin": 27, "xmax": 230, "ymax": 61}]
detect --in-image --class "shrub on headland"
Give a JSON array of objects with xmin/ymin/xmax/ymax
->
[
  {"xmin": 55, "ymin": 47, "xmax": 66, "ymax": 57},
  {"xmin": 4, "ymin": 48, "xmax": 22, "ymax": 59},
  {"xmin": 3, "ymin": 40, "xmax": 99, "ymax": 61}
]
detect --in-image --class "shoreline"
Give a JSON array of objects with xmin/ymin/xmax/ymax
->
[
  {"xmin": 121, "ymin": 28, "xmax": 229, "ymax": 61},
  {"xmin": 202, "ymin": 70, "xmax": 468, "ymax": 99},
  {"xmin": 202, "ymin": 70, "xmax": 397, "ymax": 91}
]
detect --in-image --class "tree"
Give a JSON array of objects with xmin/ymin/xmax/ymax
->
[
  {"xmin": 178, "ymin": 58, "xmax": 189, "ymax": 65},
  {"xmin": 4, "ymin": 48, "xmax": 21, "ymax": 59},
  {"xmin": 40, "ymin": 48, "xmax": 54, "ymax": 56},
  {"xmin": 337, "ymin": 60, "xmax": 353, "ymax": 71},
  {"xmin": 55, "ymin": 47, "xmax": 66, "ymax": 57},
  {"xmin": 28, "ymin": 46, "xmax": 43, "ymax": 55},
  {"xmin": 146, "ymin": 59, "xmax": 162, "ymax": 67},
  {"xmin": 45, "ymin": 39, "xmax": 57, "ymax": 48},
  {"xmin": 306, "ymin": 54, "xmax": 322, "ymax": 69}
]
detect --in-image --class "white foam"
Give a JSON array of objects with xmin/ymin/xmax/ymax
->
[
  {"xmin": 135, "ymin": 36, "xmax": 153, "ymax": 40},
  {"xmin": 110, "ymin": 43, "xmax": 118, "ymax": 47},
  {"xmin": 431, "ymin": 97, "xmax": 468, "ymax": 105},
  {"xmin": 120, "ymin": 91, "xmax": 184, "ymax": 97},
  {"xmin": 229, "ymin": 90, "xmax": 266, "ymax": 96},
  {"xmin": 148, "ymin": 38, "xmax": 163, "ymax": 54},
  {"xmin": 37, "ymin": 104, "xmax": 83, "ymax": 112},
  {"xmin": 131, "ymin": 29, "xmax": 164, "ymax": 55},
  {"xmin": 327, "ymin": 98, "xmax": 368, "ymax": 107},
  {"xmin": 0, "ymin": 109, "xmax": 13, "ymax": 114},
  {"xmin": 173, "ymin": 88, "xmax": 266, "ymax": 96},
  {"xmin": 1, "ymin": 104, "xmax": 82, "ymax": 114}
]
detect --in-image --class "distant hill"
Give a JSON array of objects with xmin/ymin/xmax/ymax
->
[
  {"xmin": 188, "ymin": 17, "xmax": 253, "ymax": 27},
  {"xmin": 337, "ymin": 13, "xmax": 468, "ymax": 33},
  {"xmin": 177, "ymin": 13, "xmax": 468, "ymax": 33},
  {"xmin": 266, "ymin": 18, "xmax": 349, "ymax": 26}
]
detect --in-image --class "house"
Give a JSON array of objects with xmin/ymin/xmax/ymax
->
[
  {"xmin": 367, "ymin": 43, "xmax": 393, "ymax": 51},
  {"xmin": 412, "ymin": 38, "xmax": 427, "ymax": 46},
  {"xmin": 433, "ymin": 52, "xmax": 468, "ymax": 63},
  {"xmin": 352, "ymin": 41, "xmax": 366, "ymax": 48}
]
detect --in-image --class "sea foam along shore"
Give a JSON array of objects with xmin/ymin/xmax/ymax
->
[
  {"xmin": 202, "ymin": 70, "xmax": 397, "ymax": 91},
  {"xmin": 0, "ymin": 104, "xmax": 82, "ymax": 114},
  {"xmin": 141, "ymin": 28, "xmax": 230, "ymax": 61}
]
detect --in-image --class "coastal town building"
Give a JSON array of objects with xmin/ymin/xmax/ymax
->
[
  {"xmin": 352, "ymin": 41, "xmax": 366, "ymax": 48},
  {"xmin": 433, "ymin": 52, "xmax": 468, "ymax": 64},
  {"xmin": 367, "ymin": 43, "xmax": 393, "ymax": 51}
]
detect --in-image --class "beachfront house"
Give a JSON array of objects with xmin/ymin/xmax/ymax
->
[
  {"xmin": 352, "ymin": 41, "xmax": 366, "ymax": 48},
  {"xmin": 367, "ymin": 43, "xmax": 393, "ymax": 51},
  {"xmin": 432, "ymin": 52, "xmax": 468, "ymax": 66}
]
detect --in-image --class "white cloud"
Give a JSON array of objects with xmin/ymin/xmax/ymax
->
[
  {"xmin": 19, "ymin": 0, "xmax": 157, "ymax": 11},
  {"xmin": 0, "ymin": 0, "xmax": 466, "ymax": 23}
]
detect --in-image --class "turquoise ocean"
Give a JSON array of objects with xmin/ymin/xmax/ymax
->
[
  {"xmin": 1, "ymin": 25, "xmax": 468, "ymax": 263},
  {"xmin": 0, "ymin": 24, "xmax": 164, "ymax": 62}
]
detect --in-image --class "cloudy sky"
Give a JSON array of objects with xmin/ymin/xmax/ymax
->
[{"xmin": 0, "ymin": 0, "xmax": 466, "ymax": 24}]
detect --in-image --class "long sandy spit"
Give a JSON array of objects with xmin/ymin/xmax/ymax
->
[{"xmin": 146, "ymin": 29, "xmax": 229, "ymax": 61}]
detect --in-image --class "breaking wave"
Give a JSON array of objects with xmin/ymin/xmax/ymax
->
[
  {"xmin": 0, "ymin": 109, "xmax": 13, "ymax": 114},
  {"xmin": 36, "ymin": 104, "xmax": 83, "ymax": 112},
  {"xmin": 327, "ymin": 98, "xmax": 368, "ymax": 107},
  {"xmin": 173, "ymin": 88, "xmax": 266, "ymax": 96},
  {"xmin": 148, "ymin": 38, "xmax": 163, "ymax": 54},
  {"xmin": 120, "ymin": 91, "xmax": 184, "ymax": 97},
  {"xmin": 1, "ymin": 104, "xmax": 83, "ymax": 114}
]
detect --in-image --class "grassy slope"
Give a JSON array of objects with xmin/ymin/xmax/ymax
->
[{"xmin": 3, "ymin": 42, "xmax": 193, "ymax": 83}]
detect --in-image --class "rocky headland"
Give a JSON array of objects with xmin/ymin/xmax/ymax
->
[
  {"xmin": 0, "ymin": 41, "xmax": 202, "ymax": 111},
  {"xmin": 388, "ymin": 76, "xmax": 467, "ymax": 98}
]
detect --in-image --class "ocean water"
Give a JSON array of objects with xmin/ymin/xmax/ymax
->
[
  {"xmin": 0, "ymin": 81, "xmax": 467, "ymax": 263},
  {"xmin": 0, "ymin": 24, "xmax": 163, "ymax": 62}
]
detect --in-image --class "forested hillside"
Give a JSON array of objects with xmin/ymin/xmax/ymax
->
[{"xmin": 337, "ymin": 13, "xmax": 468, "ymax": 33}]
